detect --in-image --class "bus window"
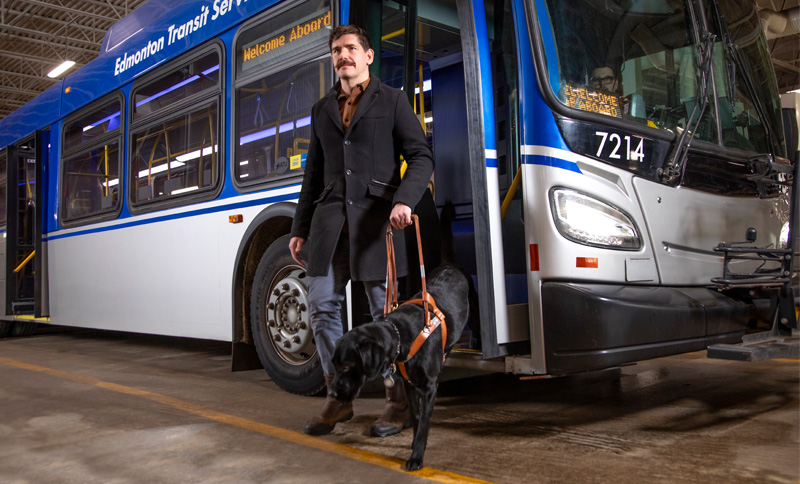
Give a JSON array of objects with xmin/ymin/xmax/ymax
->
[
  {"xmin": 131, "ymin": 105, "xmax": 218, "ymax": 202},
  {"xmin": 233, "ymin": 0, "xmax": 332, "ymax": 188},
  {"xmin": 235, "ymin": 58, "xmax": 330, "ymax": 186},
  {"xmin": 537, "ymin": 0, "xmax": 719, "ymax": 143},
  {"xmin": 61, "ymin": 95, "xmax": 123, "ymax": 224},
  {"xmin": 132, "ymin": 51, "xmax": 220, "ymax": 121},
  {"xmin": 710, "ymin": 2, "xmax": 783, "ymax": 154},
  {"xmin": 129, "ymin": 46, "xmax": 222, "ymax": 207}
]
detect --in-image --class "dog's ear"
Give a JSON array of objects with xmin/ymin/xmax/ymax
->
[{"xmin": 358, "ymin": 339, "xmax": 384, "ymax": 381}]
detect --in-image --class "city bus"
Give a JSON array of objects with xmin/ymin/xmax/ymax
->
[{"xmin": 0, "ymin": 0, "xmax": 795, "ymax": 394}]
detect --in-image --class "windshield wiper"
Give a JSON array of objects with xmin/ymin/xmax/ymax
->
[
  {"xmin": 708, "ymin": 1, "xmax": 779, "ymax": 156},
  {"xmin": 659, "ymin": 0, "xmax": 716, "ymax": 184}
]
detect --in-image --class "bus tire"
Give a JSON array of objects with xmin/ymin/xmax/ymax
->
[
  {"xmin": 0, "ymin": 321, "xmax": 11, "ymax": 337},
  {"xmin": 250, "ymin": 234, "xmax": 324, "ymax": 396},
  {"xmin": 10, "ymin": 321, "xmax": 37, "ymax": 337}
]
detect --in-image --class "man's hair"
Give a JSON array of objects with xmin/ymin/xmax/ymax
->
[{"xmin": 329, "ymin": 24, "xmax": 371, "ymax": 52}]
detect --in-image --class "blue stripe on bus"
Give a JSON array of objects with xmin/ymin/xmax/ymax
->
[
  {"xmin": 472, "ymin": 0, "xmax": 496, "ymax": 152},
  {"xmin": 45, "ymin": 190, "xmax": 300, "ymax": 242},
  {"xmin": 522, "ymin": 154, "xmax": 581, "ymax": 173},
  {"xmin": 535, "ymin": 0, "xmax": 561, "ymax": 95},
  {"xmin": 486, "ymin": 157, "xmax": 498, "ymax": 168}
]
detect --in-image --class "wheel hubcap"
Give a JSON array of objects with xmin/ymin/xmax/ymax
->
[{"xmin": 266, "ymin": 266, "xmax": 314, "ymax": 365}]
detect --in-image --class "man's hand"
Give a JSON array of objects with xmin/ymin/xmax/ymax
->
[
  {"xmin": 390, "ymin": 203, "xmax": 412, "ymax": 229},
  {"xmin": 289, "ymin": 237, "xmax": 306, "ymax": 266}
]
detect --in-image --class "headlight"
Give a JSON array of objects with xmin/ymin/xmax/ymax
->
[
  {"xmin": 550, "ymin": 188, "xmax": 641, "ymax": 250},
  {"xmin": 779, "ymin": 221, "xmax": 790, "ymax": 249}
]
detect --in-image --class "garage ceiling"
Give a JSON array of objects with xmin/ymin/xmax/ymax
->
[{"xmin": 0, "ymin": 0, "xmax": 798, "ymax": 122}]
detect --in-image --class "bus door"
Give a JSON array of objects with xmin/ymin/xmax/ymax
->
[
  {"xmin": 5, "ymin": 131, "xmax": 47, "ymax": 317},
  {"xmin": 351, "ymin": 0, "xmax": 530, "ymax": 358}
]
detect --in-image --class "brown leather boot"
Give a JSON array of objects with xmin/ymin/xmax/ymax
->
[
  {"xmin": 370, "ymin": 381, "xmax": 411, "ymax": 437},
  {"xmin": 304, "ymin": 374, "xmax": 354, "ymax": 436}
]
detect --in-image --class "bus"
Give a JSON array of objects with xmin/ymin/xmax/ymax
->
[{"xmin": 0, "ymin": 0, "xmax": 796, "ymax": 394}]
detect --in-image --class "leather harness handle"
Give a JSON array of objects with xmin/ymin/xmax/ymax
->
[
  {"xmin": 384, "ymin": 214, "xmax": 448, "ymax": 382},
  {"xmin": 385, "ymin": 214, "xmax": 428, "ymax": 321}
]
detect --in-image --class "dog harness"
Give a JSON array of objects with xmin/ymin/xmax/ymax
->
[{"xmin": 384, "ymin": 215, "xmax": 447, "ymax": 384}]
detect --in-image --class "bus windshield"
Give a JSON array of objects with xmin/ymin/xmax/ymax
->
[{"xmin": 535, "ymin": 0, "xmax": 784, "ymax": 156}]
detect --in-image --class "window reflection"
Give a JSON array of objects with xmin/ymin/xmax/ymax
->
[{"xmin": 235, "ymin": 58, "xmax": 330, "ymax": 185}]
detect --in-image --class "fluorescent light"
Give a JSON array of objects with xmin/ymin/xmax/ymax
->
[
  {"xmin": 175, "ymin": 145, "xmax": 216, "ymax": 162},
  {"xmin": 414, "ymin": 79, "xmax": 432, "ymax": 94},
  {"xmin": 47, "ymin": 60, "xmax": 76, "ymax": 78},
  {"xmin": 138, "ymin": 160, "xmax": 185, "ymax": 178},
  {"xmin": 239, "ymin": 116, "xmax": 312, "ymax": 145},
  {"xmin": 171, "ymin": 185, "xmax": 199, "ymax": 195},
  {"xmin": 136, "ymin": 64, "xmax": 219, "ymax": 108},
  {"xmin": 83, "ymin": 111, "xmax": 121, "ymax": 132}
]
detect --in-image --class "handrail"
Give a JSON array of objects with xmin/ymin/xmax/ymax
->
[
  {"xmin": 14, "ymin": 250, "xmax": 35, "ymax": 273},
  {"xmin": 500, "ymin": 169, "xmax": 522, "ymax": 219}
]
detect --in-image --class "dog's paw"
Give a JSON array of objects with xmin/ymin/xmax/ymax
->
[{"xmin": 405, "ymin": 457, "xmax": 424, "ymax": 471}]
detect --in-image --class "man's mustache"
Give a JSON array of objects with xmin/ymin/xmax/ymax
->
[{"xmin": 336, "ymin": 60, "xmax": 356, "ymax": 69}]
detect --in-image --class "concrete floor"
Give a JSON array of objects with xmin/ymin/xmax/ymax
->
[{"xmin": 0, "ymin": 326, "xmax": 798, "ymax": 484}]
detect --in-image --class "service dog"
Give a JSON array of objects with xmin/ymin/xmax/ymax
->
[{"xmin": 329, "ymin": 263, "xmax": 477, "ymax": 471}]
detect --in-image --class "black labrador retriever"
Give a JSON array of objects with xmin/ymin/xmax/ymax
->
[{"xmin": 329, "ymin": 263, "xmax": 476, "ymax": 471}]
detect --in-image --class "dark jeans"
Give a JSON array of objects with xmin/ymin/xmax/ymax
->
[{"xmin": 307, "ymin": 236, "xmax": 386, "ymax": 376}]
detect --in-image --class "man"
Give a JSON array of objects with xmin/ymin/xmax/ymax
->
[
  {"xmin": 289, "ymin": 25, "xmax": 434, "ymax": 437},
  {"xmin": 590, "ymin": 66, "xmax": 619, "ymax": 94}
]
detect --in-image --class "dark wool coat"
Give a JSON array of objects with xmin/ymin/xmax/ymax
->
[{"xmin": 290, "ymin": 76, "xmax": 434, "ymax": 281}]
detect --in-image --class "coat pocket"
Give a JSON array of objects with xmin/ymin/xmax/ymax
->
[
  {"xmin": 367, "ymin": 178, "xmax": 398, "ymax": 201},
  {"xmin": 314, "ymin": 181, "xmax": 335, "ymax": 204}
]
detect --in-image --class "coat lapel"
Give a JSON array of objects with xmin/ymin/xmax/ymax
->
[
  {"xmin": 322, "ymin": 89, "xmax": 344, "ymax": 134},
  {"xmin": 347, "ymin": 76, "xmax": 380, "ymax": 132}
]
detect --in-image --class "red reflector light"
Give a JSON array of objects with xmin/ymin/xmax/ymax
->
[
  {"xmin": 530, "ymin": 244, "xmax": 540, "ymax": 271},
  {"xmin": 577, "ymin": 257, "xmax": 598, "ymax": 268}
]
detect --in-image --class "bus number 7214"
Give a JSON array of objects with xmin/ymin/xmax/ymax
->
[{"xmin": 595, "ymin": 131, "xmax": 645, "ymax": 162}]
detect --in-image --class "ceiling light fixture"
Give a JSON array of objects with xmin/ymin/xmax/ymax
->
[{"xmin": 47, "ymin": 60, "xmax": 76, "ymax": 78}]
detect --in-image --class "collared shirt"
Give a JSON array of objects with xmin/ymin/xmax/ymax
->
[{"xmin": 337, "ymin": 76, "xmax": 371, "ymax": 132}]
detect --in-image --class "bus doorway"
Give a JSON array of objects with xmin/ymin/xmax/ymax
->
[
  {"xmin": 5, "ymin": 132, "xmax": 47, "ymax": 318},
  {"xmin": 351, "ymin": 0, "xmax": 530, "ymax": 358}
]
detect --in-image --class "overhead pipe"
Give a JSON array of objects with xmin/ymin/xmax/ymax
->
[{"xmin": 759, "ymin": 6, "xmax": 800, "ymax": 40}]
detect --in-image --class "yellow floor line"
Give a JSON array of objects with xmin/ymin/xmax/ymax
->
[{"xmin": 0, "ymin": 356, "xmax": 491, "ymax": 484}]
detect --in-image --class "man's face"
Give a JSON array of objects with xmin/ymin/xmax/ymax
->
[
  {"xmin": 590, "ymin": 67, "xmax": 618, "ymax": 93},
  {"xmin": 331, "ymin": 33, "xmax": 373, "ymax": 83}
]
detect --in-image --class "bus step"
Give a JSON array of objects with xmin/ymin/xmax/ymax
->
[
  {"xmin": 11, "ymin": 300, "xmax": 34, "ymax": 315},
  {"xmin": 707, "ymin": 329, "xmax": 800, "ymax": 361},
  {"xmin": 445, "ymin": 349, "xmax": 506, "ymax": 373}
]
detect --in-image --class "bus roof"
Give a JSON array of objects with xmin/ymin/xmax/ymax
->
[{"xmin": 0, "ymin": 0, "xmax": 281, "ymax": 149}]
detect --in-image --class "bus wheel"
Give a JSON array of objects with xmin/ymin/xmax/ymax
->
[
  {"xmin": 0, "ymin": 321, "xmax": 11, "ymax": 337},
  {"xmin": 250, "ymin": 235, "xmax": 324, "ymax": 396},
  {"xmin": 11, "ymin": 321, "xmax": 36, "ymax": 337}
]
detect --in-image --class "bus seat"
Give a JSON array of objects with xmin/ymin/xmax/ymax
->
[
  {"xmin": 138, "ymin": 185, "xmax": 153, "ymax": 201},
  {"xmin": 164, "ymin": 177, "xmax": 183, "ymax": 196}
]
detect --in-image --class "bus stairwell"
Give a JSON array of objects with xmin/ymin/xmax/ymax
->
[{"xmin": 707, "ymin": 159, "xmax": 800, "ymax": 361}]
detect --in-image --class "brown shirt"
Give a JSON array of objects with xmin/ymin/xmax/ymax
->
[{"xmin": 337, "ymin": 77, "xmax": 371, "ymax": 131}]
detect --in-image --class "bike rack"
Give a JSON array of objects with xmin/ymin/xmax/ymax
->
[{"xmin": 707, "ymin": 157, "xmax": 799, "ymax": 361}]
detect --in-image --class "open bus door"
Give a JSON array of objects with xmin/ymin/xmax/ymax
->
[
  {"xmin": 5, "ymin": 131, "xmax": 48, "ymax": 319},
  {"xmin": 351, "ymin": 0, "xmax": 531, "ymax": 360}
]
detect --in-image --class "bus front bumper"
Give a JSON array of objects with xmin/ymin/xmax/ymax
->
[{"xmin": 541, "ymin": 282, "xmax": 765, "ymax": 375}]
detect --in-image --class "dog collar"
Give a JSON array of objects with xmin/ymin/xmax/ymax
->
[
  {"xmin": 389, "ymin": 321, "xmax": 403, "ymax": 363},
  {"xmin": 386, "ymin": 322, "xmax": 408, "ymax": 386}
]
